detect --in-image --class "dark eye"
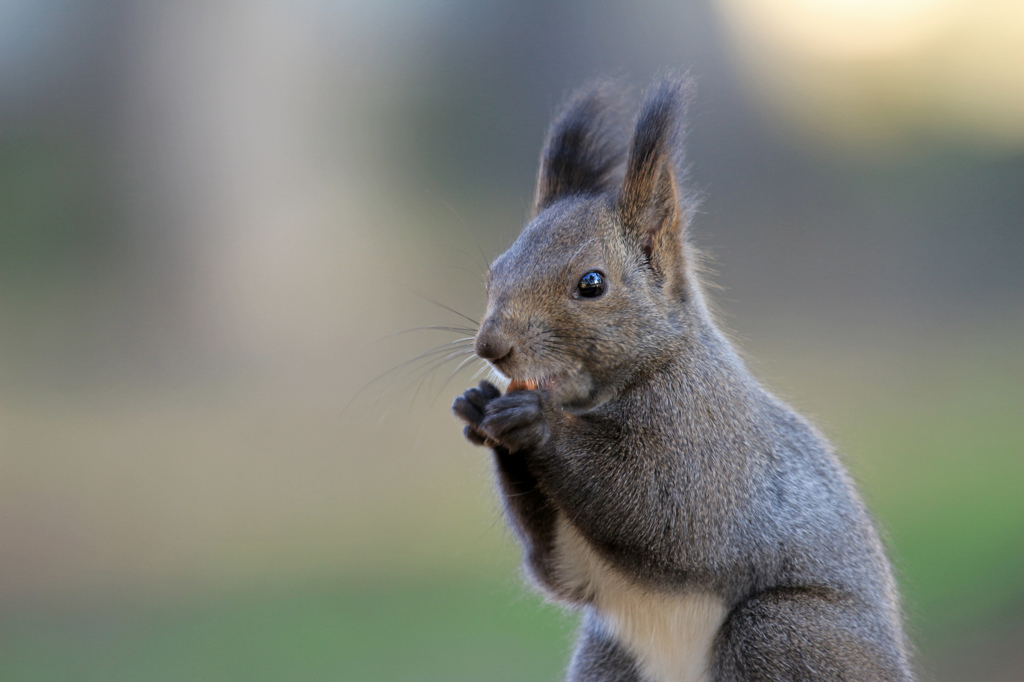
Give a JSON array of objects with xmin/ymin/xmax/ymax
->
[{"xmin": 576, "ymin": 270, "xmax": 605, "ymax": 298}]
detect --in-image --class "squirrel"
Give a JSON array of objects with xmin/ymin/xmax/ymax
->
[{"xmin": 451, "ymin": 77, "xmax": 914, "ymax": 682}]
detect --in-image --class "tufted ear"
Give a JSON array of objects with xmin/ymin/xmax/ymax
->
[
  {"xmin": 617, "ymin": 77, "xmax": 694, "ymax": 294},
  {"xmin": 533, "ymin": 82, "xmax": 628, "ymax": 215}
]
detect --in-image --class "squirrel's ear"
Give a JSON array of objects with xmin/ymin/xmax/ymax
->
[
  {"xmin": 533, "ymin": 82, "xmax": 628, "ymax": 215},
  {"xmin": 617, "ymin": 77, "xmax": 694, "ymax": 288}
]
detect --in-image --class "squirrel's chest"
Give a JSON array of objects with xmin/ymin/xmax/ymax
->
[{"xmin": 552, "ymin": 515, "xmax": 727, "ymax": 682}]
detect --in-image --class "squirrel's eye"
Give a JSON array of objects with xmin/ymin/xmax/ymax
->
[{"xmin": 576, "ymin": 270, "xmax": 605, "ymax": 298}]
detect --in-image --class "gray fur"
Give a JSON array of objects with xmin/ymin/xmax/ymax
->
[
  {"xmin": 569, "ymin": 612, "xmax": 646, "ymax": 681},
  {"xmin": 452, "ymin": 77, "xmax": 913, "ymax": 681}
]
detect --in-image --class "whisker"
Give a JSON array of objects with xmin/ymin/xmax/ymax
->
[
  {"xmin": 566, "ymin": 236, "xmax": 600, "ymax": 270},
  {"xmin": 408, "ymin": 348, "xmax": 477, "ymax": 405},
  {"xmin": 435, "ymin": 195, "xmax": 492, "ymax": 275},
  {"xmin": 430, "ymin": 354, "xmax": 484, "ymax": 406},
  {"xmin": 416, "ymin": 293, "xmax": 480, "ymax": 327},
  {"xmin": 398, "ymin": 341, "xmax": 476, "ymax": 368},
  {"xmin": 342, "ymin": 340, "xmax": 475, "ymax": 414},
  {"xmin": 385, "ymin": 325, "xmax": 478, "ymax": 339},
  {"xmin": 406, "ymin": 348, "xmax": 477, "ymax": 386}
]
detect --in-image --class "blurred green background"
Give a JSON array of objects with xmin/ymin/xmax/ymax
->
[{"xmin": 1, "ymin": 1, "xmax": 1021, "ymax": 680}]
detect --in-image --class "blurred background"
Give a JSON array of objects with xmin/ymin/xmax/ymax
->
[{"xmin": 1, "ymin": 1, "xmax": 1021, "ymax": 680}]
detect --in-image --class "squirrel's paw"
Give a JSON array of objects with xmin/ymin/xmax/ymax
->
[
  {"xmin": 452, "ymin": 381, "xmax": 501, "ymax": 446},
  {"xmin": 480, "ymin": 389, "xmax": 551, "ymax": 453}
]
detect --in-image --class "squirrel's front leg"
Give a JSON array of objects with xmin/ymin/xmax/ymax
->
[
  {"xmin": 453, "ymin": 382, "xmax": 561, "ymax": 590},
  {"xmin": 476, "ymin": 388, "xmax": 669, "ymax": 591}
]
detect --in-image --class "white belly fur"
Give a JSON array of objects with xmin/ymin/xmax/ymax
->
[{"xmin": 553, "ymin": 515, "xmax": 727, "ymax": 682}]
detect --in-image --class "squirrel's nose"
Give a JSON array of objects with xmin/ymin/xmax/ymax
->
[{"xmin": 475, "ymin": 322, "xmax": 512, "ymax": 362}]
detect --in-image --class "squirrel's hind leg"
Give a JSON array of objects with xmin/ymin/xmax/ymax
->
[{"xmin": 712, "ymin": 587, "xmax": 913, "ymax": 681}]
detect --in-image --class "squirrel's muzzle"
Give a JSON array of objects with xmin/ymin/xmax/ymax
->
[{"xmin": 475, "ymin": 321, "xmax": 513, "ymax": 362}]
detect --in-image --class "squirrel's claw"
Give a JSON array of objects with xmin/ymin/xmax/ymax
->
[{"xmin": 463, "ymin": 424, "xmax": 489, "ymax": 446}]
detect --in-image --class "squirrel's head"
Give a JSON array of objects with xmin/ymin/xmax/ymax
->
[{"xmin": 476, "ymin": 77, "xmax": 703, "ymax": 410}]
